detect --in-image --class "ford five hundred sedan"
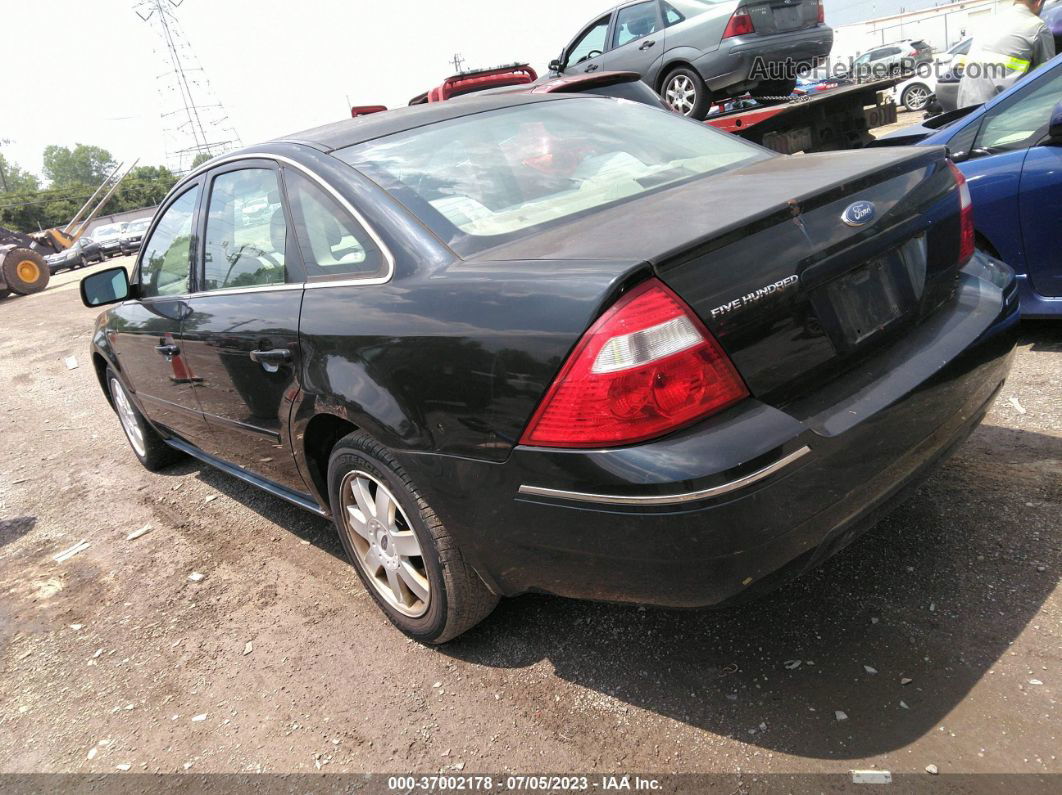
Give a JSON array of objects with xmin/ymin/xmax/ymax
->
[{"xmin": 81, "ymin": 93, "xmax": 1019, "ymax": 643}]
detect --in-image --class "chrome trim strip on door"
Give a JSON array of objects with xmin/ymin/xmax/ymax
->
[{"xmin": 517, "ymin": 446, "xmax": 812, "ymax": 506}]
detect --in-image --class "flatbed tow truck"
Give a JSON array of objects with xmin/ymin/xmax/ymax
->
[
  {"xmin": 352, "ymin": 64, "xmax": 900, "ymax": 156},
  {"xmin": 702, "ymin": 77, "xmax": 899, "ymax": 154}
]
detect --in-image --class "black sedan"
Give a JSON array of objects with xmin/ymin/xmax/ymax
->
[
  {"xmin": 46, "ymin": 236, "xmax": 103, "ymax": 273},
  {"xmin": 80, "ymin": 93, "xmax": 1019, "ymax": 643}
]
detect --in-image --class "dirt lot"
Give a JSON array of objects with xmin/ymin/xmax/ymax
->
[{"xmin": 0, "ymin": 255, "xmax": 1058, "ymax": 780}]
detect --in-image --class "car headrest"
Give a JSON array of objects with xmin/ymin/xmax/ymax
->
[{"xmin": 628, "ymin": 16, "xmax": 653, "ymax": 37}]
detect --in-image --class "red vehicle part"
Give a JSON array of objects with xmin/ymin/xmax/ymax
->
[
  {"xmin": 351, "ymin": 105, "xmax": 388, "ymax": 118},
  {"xmin": 409, "ymin": 63, "xmax": 538, "ymax": 105}
]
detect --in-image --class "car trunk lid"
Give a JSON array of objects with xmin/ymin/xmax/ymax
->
[
  {"xmin": 741, "ymin": 0, "xmax": 821, "ymax": 35},
  {"xmin": 479, "ymin": 145, "xmax": 965, "ymax": 413}
]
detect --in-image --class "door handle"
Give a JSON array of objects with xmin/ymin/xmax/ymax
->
[
  {"xmin": 639, "ymin": 39, "xmax": 656, "ymax": 51},
  {"xmin": 250, "ymin": 348, "xmax": 292, "ymax": 373},
  {"xmin": 155, "ymin": 344, "xmax": 180, "ymax": 357},
  {"xmin": 585, "ymin": 64, "xmax": 599, "ymax": 72}
]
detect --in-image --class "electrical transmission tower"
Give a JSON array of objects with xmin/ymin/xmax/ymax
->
[{"xmin": 133, "ymin": 0, "xmax": 241, "ymax": 173}]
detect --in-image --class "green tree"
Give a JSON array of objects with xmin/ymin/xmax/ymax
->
[
  {"xmin": 42, "ymin": 144, "xmax": 115, "ymax": 187},
  {"xmin": 0, "ymin": 153, "xmax": 41, "ymax": 194},
  {"xmin": 110, "ymin": 165, "xmax": 178, "ymax": 213},
  {"xmin": 190, "ymin": 152, "xmax": 213, "ymax": 169}
]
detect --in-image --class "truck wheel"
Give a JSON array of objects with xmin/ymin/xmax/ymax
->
[
  {"xmin": 327, "ymin": 431, "xmax": 499, "ymax": 644},
  {"xmin": 2, "ymin": 248, "xmax": 49, "ymax": 295},
  {"xmin": 662, "ymin": 67, "xmax": 710, "ymax": 120}
]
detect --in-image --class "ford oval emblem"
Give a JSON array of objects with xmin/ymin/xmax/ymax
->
[{"xmin": 842, "ymin": 201, "xmax": 876, "ymax": 227}]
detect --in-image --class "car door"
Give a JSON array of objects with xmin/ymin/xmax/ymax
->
[
  {"xmin": 176, "ymin": 159, "xmax": 308, "ymax": 491},
  {"xmin": 109, "ymin": 182, "xmax": 214, "ymax": 446},
  {"xmin": 562, "ymin": 13, "xmax": 614, "ymax": 75},
  {"xmin": 1019, "ymin": 145, "xmax": 1062, "ymax": 297},
  {"xmin": 957, "ymin": 65, "xmax": 1062, "ymax": 292},
  {"xmin": 603, "ymin": 1, "xmax": 665, "ymax": 82}
]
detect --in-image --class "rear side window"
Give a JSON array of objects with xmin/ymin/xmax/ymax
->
[
  {"xmin": 663, "ymin": 0, "xmax": 717, "ymax": 26},
  {"xmin": 139, "ymin": 186, "xmax": 200, "ymax": 299},
  {"xmin": 614, "ymin": 2, "xmax": 659, "ymax": 48},
  {"xmin": 284, "ymin": 169, "xmax": 386, "ymax": 281}
]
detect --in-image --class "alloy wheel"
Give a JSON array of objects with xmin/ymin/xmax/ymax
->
[
  {"xmin": 340, "ymin": 470, "xmax": 430, "ymax": 618},
  {"xmin": 904, "ymin": 85, "xmax": 929, "ymax": 111},
  {"xmin": 110, "ymin": 378, "xmax": 147, "ymax": 457},
  {"xmin": 666, "ymin": 75, "xmax": 697, "ymax": 116}
]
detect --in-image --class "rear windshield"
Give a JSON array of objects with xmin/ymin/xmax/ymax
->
[{"xmin": 337, "ymin": 97, "xmax": 769, "ymax": 256}]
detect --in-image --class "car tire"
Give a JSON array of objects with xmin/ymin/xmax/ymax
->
[
  {"xmin": 106, "ymin": 369, "xmax": 183, "ymax": 472},
  {"xmin": 327, "ymin": 431, "xmax": 498, "ymax": 644},
  {"xmin": 662, "ymin": 67, "xmax": 710, "ymax": 120},
  {"xmin": 1, "ymin": 247, "xmax": 49, "ymax": 295},
  {"xmin": 78, "ymin": 256, "xmax": 87, "ymax": 269},
  {"xmin": 901, "ymin": 83, "xmax": 931, "ymax": 111}
]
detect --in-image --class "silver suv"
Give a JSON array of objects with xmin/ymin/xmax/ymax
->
[
  {"xmin": 849, "ymin": 39, "xmax": 934, "ymax": 80},
  {"xmin": 550, "ymin": 0, "xmax": 833, "ymax": 119}
]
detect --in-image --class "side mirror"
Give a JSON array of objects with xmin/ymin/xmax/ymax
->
[
  {"xmin": 80, "ymin": 266, "xmax": 130, "ymax": 308},
  {"xmin": 1049, "ymin": 100, "xmax": 1062, "ymax": 143},
  {"xmin": 549, "ymin": 56, "xmax": 565, "ymax": 74}
]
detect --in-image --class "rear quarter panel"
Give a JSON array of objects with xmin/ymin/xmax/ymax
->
[{"xmin": 292, "ymin": 260, "xmax": 647, "ymax": 466}]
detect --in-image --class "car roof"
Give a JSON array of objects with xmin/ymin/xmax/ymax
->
[{"xmin": 278, "ymin": 93, "xmax": 585, "ymax": 153}]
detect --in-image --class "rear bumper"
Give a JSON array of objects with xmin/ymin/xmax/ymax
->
[
  {"xmin": 398, "ymin": 261, "xmax": 1019, "ymax": 607},
  {"xmin": 694, "ymin": 27, "xmax": 833, "ymax": 93}
]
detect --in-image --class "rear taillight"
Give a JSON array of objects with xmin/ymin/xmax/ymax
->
[
  {"xmin": 520, "ymin": 279, "xmax": 749, "ymax": 449},
  {"xmin": 817, "ymin": 0, "xmax": 825, "ymax": 24},
  {"xmin": 947, "ymin": 161, "xmax": 975, "ymax": 265},
  {"xmin": 723, "ymin": 8, "xmax": 755, "ymax": 39}
]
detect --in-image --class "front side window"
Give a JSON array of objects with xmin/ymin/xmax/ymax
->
[
  {"xmin": 614, "ymin": 2, "xmax": 660, "ymax": 48},
  {"xmin": 338, "ymin": 97, "xmax": 769, "ymax": 256},
  {"xmin": 202, "ymin": 168, "xmax": 287, "ymax": 291},
  {"xmin": 284, "ymin": 170, "xmax": 385, "ymax": 280},
  {"xmin": 139, "ymin": 186, "xmax": 200, "ymax": 299},
  {"xmin": 567, "ymin": 16, "xmax": 610, "ymax": 66},
  {"xmin": 975, "ymin": 69, "xmax": 1062, "ymax": 152}
]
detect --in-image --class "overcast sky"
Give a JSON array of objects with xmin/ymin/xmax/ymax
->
[{"xmin": 3, "ymin": 0, "xmax": 935, "ymax": 180}]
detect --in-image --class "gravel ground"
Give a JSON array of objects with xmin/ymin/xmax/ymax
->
[{"xmin": 0, "ymin": 244, "xmax": 1058, "ymax": 780}]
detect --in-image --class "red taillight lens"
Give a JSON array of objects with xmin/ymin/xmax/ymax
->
[
  {"xmin": 723, "ymin": 8, "xmax": 755, "ymax": 39},
  {"xmin": 947, "ymin": 161, "xmax": 975, "ymax": 265},
  {"xmin": 817, "ymin": 0, "xmax": 825, "ymax": 24},
  {"xmin": 520, "ymin": 279, "xmax": 749, "ymax": 449}
]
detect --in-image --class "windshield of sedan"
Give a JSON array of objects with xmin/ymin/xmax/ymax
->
[
  {"xmin": 126, "ymin": 219, "xmax": 150, "ymax": 233},
  {"xmin": 338, "ymin": 98, "xmax": 768, "ymax": 255}
]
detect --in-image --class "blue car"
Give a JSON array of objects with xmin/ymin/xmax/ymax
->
[{"xmin": 875, "ymin": 53, "xmax": 1062, "ymax": 319}]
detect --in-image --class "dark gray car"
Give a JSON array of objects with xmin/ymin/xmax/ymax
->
[{"xmin": 550, "ymin": 0, "xmax": 833, "ymax": 119}]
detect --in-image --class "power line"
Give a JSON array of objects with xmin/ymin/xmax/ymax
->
[{"xmin": 132, "ymin": 0, "xmax": 241, "ymax": 173}]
